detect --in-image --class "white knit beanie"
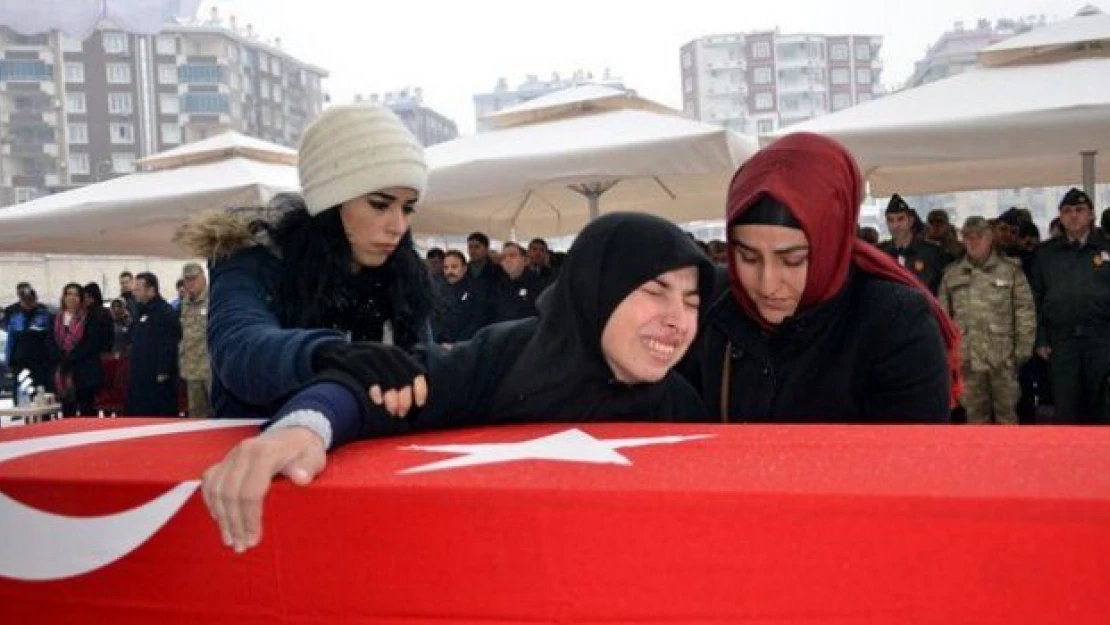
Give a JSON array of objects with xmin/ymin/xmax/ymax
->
[{"xmin": 298, "ymin": 104, "xmax": 428, "ymax": 215}]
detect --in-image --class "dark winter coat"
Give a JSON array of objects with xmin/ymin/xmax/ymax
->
[
  {"xmin": 4, "ymin": 304, "xmax": 53, "ymax": 392},
  {"xmin": 683, "ymin": 269, "xmax": 950, "ymax": 422},
  {"xmin": 185, "ymin": 211, "xmax": 432, "ymax": 419},
  {"xmin": 437, "ymin": 274, "xmax": 488, "ymax": 343},
  {"xmin": 125, "ymin": 296, "xmax": 182, "ymax": 416},
  {"xmin": 281, "ymin": 212, "xmax": 716, "ymax": 448},
  {"xmin": 49, "ymin": 312, "xmax": 106, "ymax": 395}
]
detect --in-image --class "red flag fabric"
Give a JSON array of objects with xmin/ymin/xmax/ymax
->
[{"xmin": 1, "ymin": 418, "xmax": 1109, "ymax": 624}]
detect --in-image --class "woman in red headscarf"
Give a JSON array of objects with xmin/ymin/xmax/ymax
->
[{"xmin": 682, "ymin": 133, "xmax": 961, "ymax": 422}]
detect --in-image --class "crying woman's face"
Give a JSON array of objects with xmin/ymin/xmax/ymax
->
[{"xmin": 600, "ymin": 266, "xmax": 700, "ymax": 385}]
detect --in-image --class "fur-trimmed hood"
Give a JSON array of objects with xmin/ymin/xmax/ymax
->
[{"xmin": 174, "ymin": 210, "xmax": 274, "ymax": 261}]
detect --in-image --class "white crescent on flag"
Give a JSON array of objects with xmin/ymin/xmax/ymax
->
[{"xmin": 0, "ymin": 420, "xmax": 263, "ymax": 581}]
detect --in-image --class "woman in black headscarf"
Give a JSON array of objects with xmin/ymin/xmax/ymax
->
[{"xmin": 203, "ymin": 212, "xmax": 714, "ymax": 552}]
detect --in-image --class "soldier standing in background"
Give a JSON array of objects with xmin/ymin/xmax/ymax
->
[
  {"xmin": 879, "ymin": 195, "xmax": 949, "ymax": 294},
  {"xmin": 1032, "ymin": 188, "xmax": 1110, "ymax": 424},
  {"xmin": 939, "ymin": 217, "xmax": 1036, "ymax": 424},
  {"xmin": 179, "ymin": 263, "xmax": 211, "ymax": 418}
]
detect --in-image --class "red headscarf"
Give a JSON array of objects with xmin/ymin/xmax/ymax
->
[{"xmin": 725, "ymin": 132, "xmax": 962, "ymax": 408}]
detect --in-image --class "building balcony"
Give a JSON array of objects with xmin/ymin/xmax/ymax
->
[
  {"xmin": 706, "ymin": 83, "xmax": 748, "ymax": 98},
  {"xmin": 777, "ymin": 80, "xmax": 825, "ymax": 95}
]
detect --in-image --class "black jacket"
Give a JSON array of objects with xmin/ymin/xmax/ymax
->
[
  {"xmin": 48, "ymin": 312, "xmax": 105, "ymax": 394},
  {"xmin": 437, "ymin": 274, "xmax": 488, "ymax": 343},
  {"xmin": 295, "ymin": 212, "xmax": 715, "ymax": 446},
  {"xmin": 878, "ymin": 238, "xmax": 950, "ymax": 294},
  {"xmin": 682, "ymin": 270, "xmax": 950, "ymax": 423},
  {"xmin": 4, "ymin": 303, "xmax": 53, "ymax": 391},
  {"xmin": 467, "ymin": 260, "xmax": 505, "ymax": 330},
  {"xmin": 418, "ymin": 318, "xmax": 707, "ymax": 430},
  {"xmin": 1030, "ymin": 229, "xmax": 1110, "ymax": 346},
  {"xmin": 494, "ymin": 272, "xmax": 543, "ymax": 323},
  {"xmin": 125, "ymin": 296, "xmax": 182, "ymax": 416}
]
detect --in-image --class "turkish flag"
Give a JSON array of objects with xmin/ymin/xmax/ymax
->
[{"xmin": 1, "ymin": 419, "xmax": 1109, "ymax": 624}]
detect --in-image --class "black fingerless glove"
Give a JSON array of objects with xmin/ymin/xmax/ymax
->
[{"xmin": 311, "ymin": 341, "xmax": 425, "ymax": 393}]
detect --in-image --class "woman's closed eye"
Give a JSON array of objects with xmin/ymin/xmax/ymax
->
[{"xmin": 782, "ymin": 254, "xmax": 808, "ymax": 268}]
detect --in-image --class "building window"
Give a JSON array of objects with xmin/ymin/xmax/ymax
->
[
  {"xmin": 262, "ymin": 107, "xmax": 272, "ymax": 126},
  {"xmin": 158, "ymin": 64, "xmax": 178, "ymax": 84},
  {"xmin": 66, "ymin": 92, "xmax": 87, "ymax": 114},
  {"xmin": 103, "ymin": 33, "xmax": 129, "ymax": 54},
  {"xmin": 179, "ymin": 64, "xmax": 225, "ymax": 83},
  {"xmin": 682, "ymin": 51, "xmax": 693, "ymax": 69},
  {"xmin": 110, "ymin": 122, "xmax": 135, "ymax": 144},
  {"xmin": 160, "ymin": 93, "xmax": 180, "ymax": 114},
  {"xmin": 229, "ymin": 71, "xmax": 240, "ymax": 89},
  {"xmin": 755, "ymin": 92, "xmax": 773, "ymax": 110},
  {"xmin": 270, "ymin": 57, "xmax": 281, "ymax": 74},
  {"xmin": 273, "ymin": 86, "xmax": 283, "ymax": 103},
  {"xmin": 855, "ymin": 44, "xmax": 871, "ymax": 61},
  {"xmin": 108, "ymin": 92, "xmax": 133, "ymax": 114},
  {"xmin": 833, "ymin": 93, "xmax": 851, "ymax": 110},
  {"xmin": 161, "ymin": 123, "xmax": 182, "ymax": 144},
  {"xmin": 180, "ymin": 93, "xmax": 229, "ymax": 114},
  {"xmin": 757, "ymin": 119, "xmax": 775, "ymax": 134},
  {"xmin": 830, "ymin": 44, "xmax": 848, "ymax": 60},
  {"xmin": 260, "ymin": 81, "xmax": 271, "ymax": 99},
  {"xmin": 831, "ymin": 68, "xmax": 849, "ymax": 85},
  {"xmin": 106, "ymin": 63, "xmax": 132, "ymax": 84},
  {"xmin": 0, "ymin": 59, "xmax": 52, "ymax": 81},
  {"xmin": 156, "ymin": 35, "xmax": 176, "ymax": 55},
  {"xmin": 752, "ymin": 42, "xmax": 771, "ymax": 59},
  {"xmin": 754, "ymin": 67, "xmax": 772, "ymax": 84},
  {"xmin": 112, "ymin": 153, "xmax": 136, "ymax": 174},
  {"xmin": 227, "ymin": 45, "xmax": 239, "ymax": 62},
  {"xmin": 68, "ymin": 122, "xmax": 88, "ymax": 144},
  {"xmin": 68, "ymin": 152, "xmax": 90, "ymax": 174},
  {"xmin": 64, "ymin": 62, "xmax": 85, "ymax": 83},
  {"xmin": 856, "ymin": 68, "xmax": 872, "ymax": 84}
]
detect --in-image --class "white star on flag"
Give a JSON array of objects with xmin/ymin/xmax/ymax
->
[{"xmin": 398, "ymin": 428, "xmax": 713, "ymax": 474}]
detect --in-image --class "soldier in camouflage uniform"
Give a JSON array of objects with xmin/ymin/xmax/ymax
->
[
  {"xmin": 939, "ymin": 217, "xmax": 1037, "ymax": 424},
  {"xmin": 179, "ymin": 262, "xmax": 211, "ymax": 417}
]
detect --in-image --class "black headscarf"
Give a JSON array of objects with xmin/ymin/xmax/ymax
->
[{"xmin": 490, "ymin": 212, "xmax": 714, "ymax": 421}]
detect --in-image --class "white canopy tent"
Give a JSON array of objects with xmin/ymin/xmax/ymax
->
[
  {"xmin": 0, "ymin": 0, "xmax": 201, "ymax": 39},
  {"xmin": 485, "ymin": 84, "xmax": 680, "ymax": 128},
  {"xmin": 0, "ymin": 132, "xmax": 297, "ymax": 257},
  {"xmin": 771, "ymin": 10, "xmax": 1110, "ymax": 199},
  {"xmin": 417, "ymin": 89, "xmax": 757, "ymax": 240}
]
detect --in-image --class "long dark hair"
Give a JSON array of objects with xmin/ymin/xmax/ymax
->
[
  {"xmin": 252, "ymin": 193, "xmax": 433, "ymax": 347},
  {"xmin": 83, "ymin": 282, "xmax": 105, "ymax": 308}
]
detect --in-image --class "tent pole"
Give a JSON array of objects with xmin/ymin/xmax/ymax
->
[
  {"xmin": 588, "ymin": 193, "xmax": 600, "ymax": 220},
  {"xmin": 1081, "ymin": 151, "xmax": 1096, "ymax": 200}
]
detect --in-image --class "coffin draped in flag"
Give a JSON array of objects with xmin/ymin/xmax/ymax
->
[{"xmin": 1, "ymin": 418, "xmax": 1109, "ymax": 624}]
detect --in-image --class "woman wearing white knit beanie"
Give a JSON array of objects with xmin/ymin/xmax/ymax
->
[{"xmin": 178, "ymin": 104, "xmax": 434, "ymax": 422}]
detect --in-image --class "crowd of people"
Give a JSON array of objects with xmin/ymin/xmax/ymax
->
[{"xmin": 1, "ymin": 265, "xmax": 211, "ymax": 418}]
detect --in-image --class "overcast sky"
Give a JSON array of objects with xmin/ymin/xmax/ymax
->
[{"xmin": 203, "ymin": 0, "xmax": 1093, "ymax": 133}]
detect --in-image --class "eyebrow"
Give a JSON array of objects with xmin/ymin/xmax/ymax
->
[
  {"xmin": 651, "ymin": 278, "xmax": 701, "ymax": 298},
  {"xmin": 729, "ymin": 240, "xmax": 809, "ymax": 255}
]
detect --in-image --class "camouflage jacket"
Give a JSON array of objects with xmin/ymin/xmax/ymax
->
[
  {"xmin": 178, "ymin": 288, "xmax": 210, "ymax": 380},
  {"xmin": 939, "ymin": 252, "xmax": 1036, "ymax": 372}
]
